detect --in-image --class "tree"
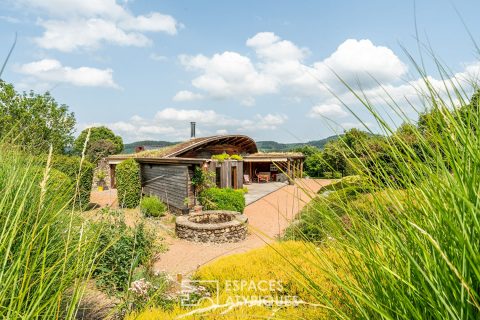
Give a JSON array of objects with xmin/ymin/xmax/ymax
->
[
  {"xmin": 0, "ymin": 80, "xmax": 76, "ymax": 154},
  {"xmin": 86, "ymin": 139, "xmax": 118, "ymax": 163},
  {"xmin": 322, "ymin": 141, "xmax": 347, "ymax": 176},
  {"xmin": 304, "ymin": 152, "xmax": 325, "ymax": 177},
  {"xmin": 73, "ymin": 126, "xmax": 123, "ymax": 161}
]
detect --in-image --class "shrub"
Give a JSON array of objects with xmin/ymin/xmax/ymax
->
[
  {"xmin": 319, "ymin": 175, "xmax": 371, "ymax": 196},
  {"xmin": 93, "ymin": 210, "xmax": 155, "ymax": 292},
  {"xmin": 229, "ymin": 154, "xmax": 243, "ymax": 160},
  {"xmin": 126, "ymin": 241, "xmax": 349, "ymax": 319},
  {"xmin": 38, "ymin": 154, "xmax": 94, "ymax": 209},
  {"xmin": 211, "ymin": 153, "xmax": 231, "ymax": 162},
  {"xmin": 116, "ymin": 159, "xmax": 141, "ymax": 208},
  {"xmin": 199, "ymin": 187, "xmax": 245, "ymax": 213},
  {"xmin": 0, "ymin": 148, "xmax": 100, "ymax": 318},
  {"xmin": 140, "ymin": 196, "xmax": 167, "ymax": 217}
]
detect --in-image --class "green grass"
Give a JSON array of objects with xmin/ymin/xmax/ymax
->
[
  {"xmin": 0, "ymin": 147, "xmax": 101, "ymax": 319},
  {"xmin": 282, "ymin": 51, "xmax": 480, "ymax": 318}
]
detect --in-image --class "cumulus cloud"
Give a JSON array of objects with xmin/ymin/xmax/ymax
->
[
  {"xmin": 309, "ymin": 103, "xmax": 349, "ymax": 118},
  {"xmin": 172, "ymin": 90, "xmax": 204, "ymax": 102},
  {"xmin": 79, "ymin": 108, "xmax": 287, "ymax": 142},
  {"xmin": 179, "ymin": 51, "xmax": 277, "ymax": 102},
  {"xmin": 16, "ymin": 58, "xmax": 118, "ymax": 88},
  {"xmin": 20, "ymin": 0, "xmax": 181, "ymax": 51},
  {"xmin": 178, "ymin": 33, "xmax": 408, "ymax": 106},
  {"xmin": 314, "ymin": 39, "xmax": 408, "ymax": 88}
]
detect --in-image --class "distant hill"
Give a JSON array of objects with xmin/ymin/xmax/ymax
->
[
  {"xmin": 122, "ymin": 135, "xmax": 340, "ymax": 154},
  {"xmin": 256, "ymin": 135, "xmax": 340, "ymax": 152},
  {"xmin": 122, "ymin": 140, "xmax": 176, "ymax": 154}
]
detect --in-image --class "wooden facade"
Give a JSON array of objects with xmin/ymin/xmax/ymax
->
[
  {"xmin": 141, "ymin": 163, "xmax": 193, "ymax": 214},
  {"xmin": 106, "ymin": 135, "xmax": 304, "ymax": 214}
]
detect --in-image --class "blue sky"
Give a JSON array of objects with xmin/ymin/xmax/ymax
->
[{"xmin": 1, "ymin": 0, "xmax": 479, "ymax": 143}]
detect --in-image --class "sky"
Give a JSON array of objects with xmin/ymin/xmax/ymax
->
[{"xmin": 0, "ymin": 0, "xmax": 479, "ymax": 143}]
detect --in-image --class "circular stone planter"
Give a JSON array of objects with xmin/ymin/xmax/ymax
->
[{"xmin": 175, "ymin": 210, "xmax": 248, "ymax": 243}]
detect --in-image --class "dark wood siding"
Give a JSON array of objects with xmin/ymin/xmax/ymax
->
[{"xmin": 141, "ymin": 164, "xmax": 191, "ymax": 213}]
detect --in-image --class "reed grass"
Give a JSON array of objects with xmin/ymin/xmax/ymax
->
[
  {"xmin": 283, "ymin": 46, "xmax": 480, "ymax": 319},
  {"xmin": 0, "ymin": 145, "xmax": 102, "ymax": 319}
]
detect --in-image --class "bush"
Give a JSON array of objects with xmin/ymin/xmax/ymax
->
[
  {"xmin": 199, "ymin": 187, "xmax": 245, "ymax": 213},
  {"xmin": 38, "ymin": 154, "xmax": 94, "ymax": 208},
  {"xmin": 211, "ymin": 154, "xmax": 243, "ymax": 162},
  {"xmin": 229, "ymin": 154, "xmax": 243, "ymax": 160},
  {"xmin": 0, "ymin": 148, "xmax": 100, "ymax": 318},
  {"xmin": 93, "ymin": 210, "xmax": 155, "ymax": 292},
  {"xmin": 140, "ymin": 196, "xmax": 167, "ymax": 217},
  {"xmin": 116, "ymin": 159, "xmax": 141, "ymax": 208},
  {"xmin": 319, "ymin": 175, "xmax": 371, "ymax": 197}
]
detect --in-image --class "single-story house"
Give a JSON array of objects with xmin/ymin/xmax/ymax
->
[{"xmin": 107, "ymin": 132, "xmax": 304, "ymax": 214}]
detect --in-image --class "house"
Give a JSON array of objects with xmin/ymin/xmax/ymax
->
[{"xmin": 107, "ymin": 125, "xmax": 304, "ymax": 213}]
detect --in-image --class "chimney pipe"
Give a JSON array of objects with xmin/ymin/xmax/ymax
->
[{"xmin": 190, "ymin": 121, "xmax": 196, "ymax": 139}]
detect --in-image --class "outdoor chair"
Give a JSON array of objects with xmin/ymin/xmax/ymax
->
[{"xmin": 243, "ymin": 174, "xmax": 252, "ymax": 184}]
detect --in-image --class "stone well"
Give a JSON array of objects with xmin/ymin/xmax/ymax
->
[{"xmin": 175, "ymin": 210, "xmax": 248, "ymax": 243}]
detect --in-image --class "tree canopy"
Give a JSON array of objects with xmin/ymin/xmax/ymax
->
[
  {"xmin": 73, "ymin": 126, "xmax": 123, "ymax": 162},
  {"xmin": 0, "ymin": 80, "xmax": 76, "ymax": 154}
]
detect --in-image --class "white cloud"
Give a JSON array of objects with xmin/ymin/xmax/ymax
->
[
  {"xmin": 172, "ymin": 90, "xmax": 203, "ymax": 102},
  {"xmin": 309, "ymin": 103, "xmax": 349, "ymax": 118},
  {"xmin": 20, "ymin": 0, "xmax": 181, "ymax": 52},
  {"xmin": 179, "ymin": 51, "xmax": 277, "ymax": 102},
  {"xmin": 36, "ymin": 18, "xmax": 151, "ymax": 51},
  {"xmin": 155, "ymin": 108, "xmax": 223, "ymax": 123},
  {"xmin": 314, "ymin": 39, "xmax": 408, "ymax": 88},
  {"xmin": 178, "ymin": 33, "xmax": 407, "ymax": 105},
  {"xmin": 79, "ymin": 108, "xmax": 287, "ymax": 142},
  {"xmin": 16, "ymin": 58, "xmax": 118, "ymax": 88},
  {"xmin": 150, "ymin": 53, "xmax": 167, "ymax": 61}
]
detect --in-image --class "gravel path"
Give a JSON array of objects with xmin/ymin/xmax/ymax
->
[{"xmin": 153, "ymin": 178, "xmax": 330, "ymax": 276}]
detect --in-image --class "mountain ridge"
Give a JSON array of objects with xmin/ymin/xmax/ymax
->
[{"xmin": 122, "ymin": 135, "xmax": 340, "ymax": 154}]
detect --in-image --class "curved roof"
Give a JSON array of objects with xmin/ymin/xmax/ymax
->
[{"xmin": 165, "ymin": 135, "xmax": 258, "ymax": 157}]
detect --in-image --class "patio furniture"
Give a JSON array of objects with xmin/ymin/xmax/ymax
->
[
  {"xmin": 257, "ymin": 172, "xmax": 271, "ymax": 183},
  {"xmin": 243, "ymin": 174, "xmax": 252, "ymax": 184}
]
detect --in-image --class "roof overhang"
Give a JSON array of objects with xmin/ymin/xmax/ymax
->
[
  {"xmin": 168, "ymin": 135, "xmax": 257, "ymax": 157},
  {"xmin": 136, "ymin": 157, "xmax": 207, "ymax": 165}
]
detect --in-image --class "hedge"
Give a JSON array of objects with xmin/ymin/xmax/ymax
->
[
  {"xmin": 116, "ymin": 159, "xmax": 141, "ymax": 208},
  {"xmin": 199, "ymin": 187, "xmax": 246, "ymax": 213},
  {"xmin": 37, "ymin": 155, "xmax": 94, "ymax": 208}
]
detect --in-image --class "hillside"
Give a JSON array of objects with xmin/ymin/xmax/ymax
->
[
  {"xmin": 122, "ymin": 140, "xmax": 176, "ymax": 154},
  {"xmin": 122, "ymin": 136, "xmax": 340, "ymax": 154},
  {"xmin": 256, "ymin": 135, "xmax": 339, "ymax": 152}
]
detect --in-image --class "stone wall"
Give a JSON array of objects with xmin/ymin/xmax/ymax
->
[{"xmin": 176, "ymin": 211, "xmax": 248, "ymax": 243}]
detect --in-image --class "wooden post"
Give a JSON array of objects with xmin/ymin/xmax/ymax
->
[{"xmin": 300, "ymin": 160, "xmax": 304, "ymax": 178}]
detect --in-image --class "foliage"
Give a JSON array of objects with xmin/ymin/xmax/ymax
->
[
  {"xmin": 127, "ymin": 241, "xmax": 349, "ymax": 319},
  {"xmin": 73, "ymin": 126, "xmax": 123, "ymax": 162},
  {"xmin": 51, "ymin": 155, "xmax": 94, "ymax": 208},
  {"xmin": 116, "ymin": 159, "xmax": 141, "ymax": 208},
  {"xmin": 199, "ymin": 187, "xmax": 246, "ymax": 213},
  {"xmin": 230, "ymin": 154, "xmax": 243, "ymax": 160},
  {"xmin": 93, "ymin": 210, "xmax": 155, "ymax": 293},
  {"xmin": 287, "ymin": 70, "xmax": 480, "ymax": 318},
  {"xmin": 211, "ymin": 153, "xmax": 243, "ymax": 162},
  {"xmin": 140, "ymin": 196, "xmax": 167, "ymax": 217},
  {"xmin": 85, "ymin": 139, "xmax": 118, "ymax": 163},
  {"xmin": 322, "ymin": 140, "xmax": 348, "ymax": 176},
  {"xmin": 0, "ymin": 147, "xmax": 101, "ymax": 319},
  {"xmin": 0, "ymin": 80, "xmax": 76, "ymax": 154},
  {"xmin": 191, "ymin": 166, "xmax": 215, "ymax": 194}
]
